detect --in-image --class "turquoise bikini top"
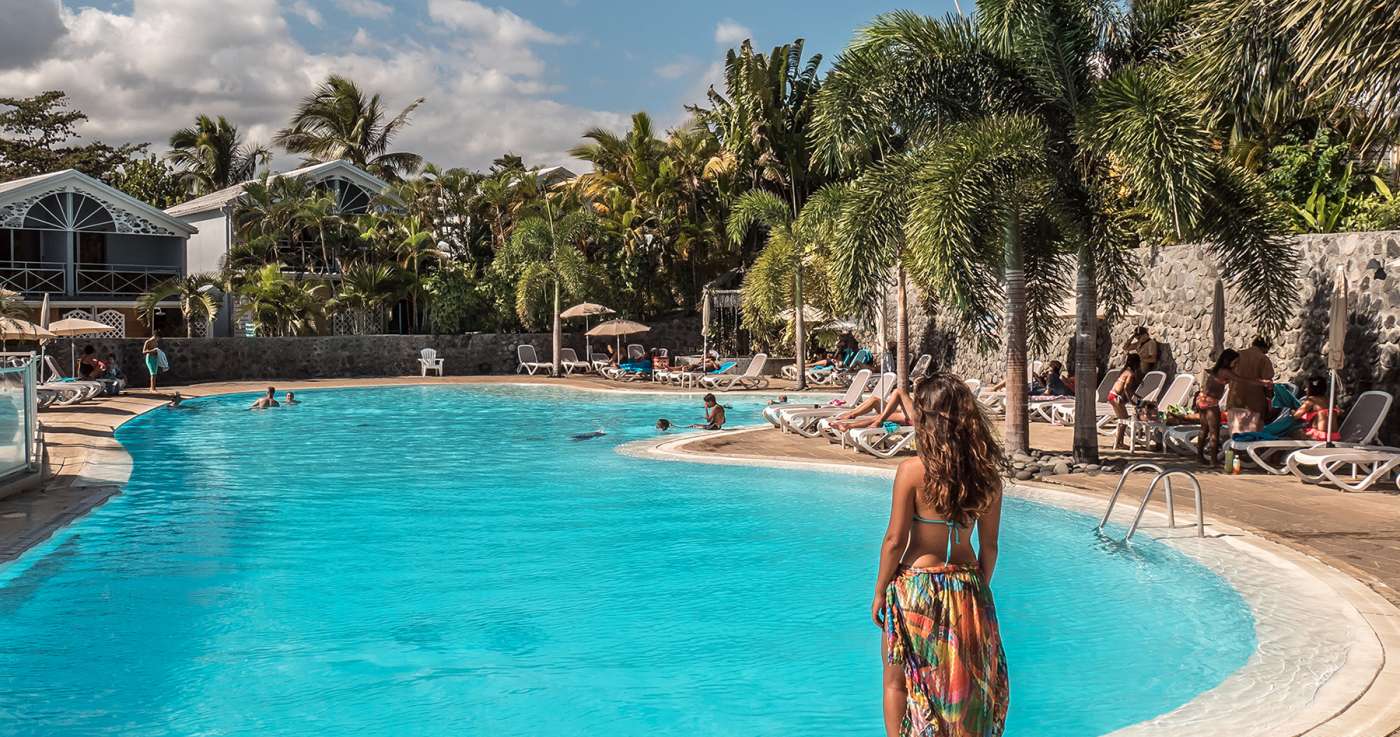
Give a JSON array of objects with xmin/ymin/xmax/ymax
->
[{"xmin": 914, "ymin": 514, "xmax": 967, "ymax": 561}]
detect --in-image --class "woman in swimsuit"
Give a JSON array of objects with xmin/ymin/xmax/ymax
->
[
  {"xmin": 1294, "ymin": 377, "xmax": 1342, "ymax": 442},
  {"xmin": 872, "ymin": 372, "xmax": 1009, "ymax": 737},
  {"xmin": 1195, "ymin": 349, "xmax": 1239, "ymax": 465},
  {"xmin": 1108, "ymin": 353, "xmax": 1144, "ymax": 449},
  {"xmin": 142, "ymin": 332, "xmax": 160, "ymax": 391}
]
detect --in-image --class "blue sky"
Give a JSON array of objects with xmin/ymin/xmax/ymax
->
[{"xmin": 6, "ymin": 1, "xmax": 962, "ymax": 170}]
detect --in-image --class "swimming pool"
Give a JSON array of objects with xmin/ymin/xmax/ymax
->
[{"xmin": 0, "ymin": 385, "xmax": 1255, "ymax": 736}]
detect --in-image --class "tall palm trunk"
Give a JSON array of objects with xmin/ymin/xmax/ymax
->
[
  {"xmin": 1072, "ymin": 244, "xmax": 1100, "ymax": 463},
  {"xmin": 552, "ymin": 278, "xmax": 562, "ymax": 377},
  {"xmin": 1003, "ymin": 211, "xmax": 1030, "ymax": 455},
  {"xmin": 896, "ymin": 264, "xmax": 909, "ymax": 390}
]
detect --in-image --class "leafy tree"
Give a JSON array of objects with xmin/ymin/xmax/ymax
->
[
  {"xmin": 0, "ymin": 91, "xmax": 145, "ymax": 181},
  {"xmin": 422, "ymin": 262, "xmax": 486, "ymax": 334},
  {"xmin": 395, "ymin": 215, "xmax": 447, "ymax": 333},
  {"xmin": 111, "ymin": 155, "xmax": 186, "ymax": 209},
  {"xmin": 233, "ymin": 264, "xmax": 327, "ymax": 336},
  {"xmin": 167, "ymin": 114, "xmax": 269, "ymax": 195},
  {"xmin": 274, "ymin": 75, "xmax": 424, "ymax": 182},
  {"xmin": 329, "ymin": 261, "xmax": 404, "ymax": 334}
]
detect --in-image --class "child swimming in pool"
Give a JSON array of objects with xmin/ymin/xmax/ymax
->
[
  {"xmin": 571, "ymin": 427, "xmax": 606, "ymax": 441},
  {"xmin": 284, "ymin": 391, "xmax": 300, "ymax": 405},
  {"xmin": 656, "ymin": 419, "xmax": 671, "ymax": 432}
]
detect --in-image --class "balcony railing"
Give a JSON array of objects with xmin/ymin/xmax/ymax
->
[
  {"xmin": 76, "ymin": 263, "xmax": 181, "ymax": 296},
  {"xmin": 0, "ymin": 261, "xmax": 181, "ymax": 297}
]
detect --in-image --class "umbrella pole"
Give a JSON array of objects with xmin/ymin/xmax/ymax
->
[{"xmin": 1326, "ymin": 368, "xmax": 1337, "ymax": 448}]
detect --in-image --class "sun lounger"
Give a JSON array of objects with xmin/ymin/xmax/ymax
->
[
  {"xmin": 42, "ymin": 356, "xmax": 105, "ymax": 400},
  {"xmin": 1050, "ymin": 370, "xmax": 1166, "ymax": 430},
  {"xmin": 852, "ymin": 424, "xmax": 916, "ymax": 458},
  {"xmin": 418, "ymin": 348, "xmax": 444, "ymax": 376},
  {"xmin": 766, "ymin": 369, "xmax": 873, "ymax": 431},
  {"xmin": 814, "ymin": 373, "xmax": 899, "ymax": 443},
  {"xmin": 701, "ymin": 353, "xmax": 769, "ymax": 391},
  {"xmin": 1285, "ymin": 447, "xmax": 1400, "ymax": 492},
  {"xmin": 1123, "ymin": 374, "xmax": 1196, "ymax": 451},
  {"xmin": 1031, "ymin": 370, "xmax": 1115, "ymax": 423},
  {"xmin": 910, "ymin": 354, "xmax": 932, "ymax": 380},
  {"xmin": 559, "ymin": 348, "xmax": 592, "ymax": 375},
  {"xmin": 1228, "ymin": 390, "xmax": 1394, "ymax": 474},
  {"xmin": 516, "ymin": 345, "xmax": 553, "ymax": 376}
]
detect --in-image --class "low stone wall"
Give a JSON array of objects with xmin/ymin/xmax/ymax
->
[{"xmin": 899, "ymin": 230, "xmax": 1400, "ymax": 441}]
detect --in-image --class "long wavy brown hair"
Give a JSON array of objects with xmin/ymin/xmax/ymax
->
[{"xmin": 911, "ymin": 372, "xmax": 1004, "ymax": 526}]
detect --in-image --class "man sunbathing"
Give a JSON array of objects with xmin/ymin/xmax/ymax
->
[{"xmin": 827, "ymin": 386, "xmax": 918, "ymax": 432}]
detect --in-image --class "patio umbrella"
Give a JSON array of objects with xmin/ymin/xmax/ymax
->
[
  {"xmin": 561, "ymin": 302, "xmax": 615, "ymax": 361},
  {"xmin": 0, "ymin": 318, "xmax": 55, "ymax": 352},
  {"xmin": 1325, "ymin": 267, "xmax": 1348, "ymax": 446},
  {"xmin": 1211, "ymin": 278, "xmax": 1226, "ymax": 359},
  {"xmin": 48, "ymin": 317, "xmax": 112, "ymax": 374},
  {"xmin": 587, "ymin": 319, "xmax": 650, "ymax": 361}
]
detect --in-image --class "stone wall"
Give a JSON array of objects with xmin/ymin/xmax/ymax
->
[
  {"xmin": 908, "ymin": 230, "xmax": 1400, "ymax": 440},
  {"xmin": 57, "ymin": 315, "xmax": 709, "ymax": 383}
]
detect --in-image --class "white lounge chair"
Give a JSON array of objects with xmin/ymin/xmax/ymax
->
[
  {"xmin": 852, "ymin": 424, "xmax": 916, "ymax": 458},
  {"xmin": 1228, "ymin": 390, "xmax": 1394, "ymax": 474},
  {"xmin": 766, "ymin": 369, "xmax": 873, "ymax": 431},
  {"xmin": 515, "ymin": 345, "xmax": 553, "ymax": 376},
  {"xmin": 1284, "ymin": 446, "xmax": 1400, "ymax": 492},
  {"xmin": 701, "ymin": 353, "xmax": 769, "ymax": 391},
  {"xmin": 418, "ymin": 348, "xmax": 444, "ymax": 376},
  {"xmin": 1124, "ymin": 373, "xmax": 1196, "ymax": 451},
  {"xmin": 559, "ymin": 348, "xmax": 592, "ymax": 375},
  {"xmin": 42, "ymin": 355, "xmax": 104, "ymax": 400},
  {"xmin": 1050, "ymin": 369, "xmax": 1166, "ymax": 430},
  {"xmin": 910, "ymin": 354, "xmax": 932, "ymax": 380},
  {"xmin": 815, "ymin": 373, "xmax": 899, "ymax": 443},
  {"xmin": 1031, "ymin": 370, "xmax": 1115, "ymax": 423}
]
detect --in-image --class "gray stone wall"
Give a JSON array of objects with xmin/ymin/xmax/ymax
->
[
  {"xmin": 56, "ymin": 315, "xmax": 707, "ymax": 383},
  {"xmin": 911, "ymin": 230, "xmax": 1400, "ymax": 440}
]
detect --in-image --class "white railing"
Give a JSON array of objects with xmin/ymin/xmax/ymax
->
[
  {"xmin": 76, "ymin": 263, "xmax": 181, "ymax": 295},
  {"xmin": 0, "ymin": 261, "xmax": 66, "ymax": 294}
]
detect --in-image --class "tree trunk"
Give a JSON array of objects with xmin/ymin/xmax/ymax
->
[
  {"xmin": 896, "ymin": 265, "xmax": 909, "ymax": 390},
  {"xmin": 1072, "ymin": 242, "xmax": 1100, "ymax": 464},
  {"xmin": 1003, "ymin": 211, "xmax": 1030, "ymax": 455},
  {"xmin": 551, "ymin": 278, "xmax": 562, "ymax": 377},
  {"xmin": 793, "ymin": 267, "xmax": 807, "ymax": 391}
]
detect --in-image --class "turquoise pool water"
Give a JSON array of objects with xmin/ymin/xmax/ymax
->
[{"xmin": 0, "ymin": 385, "xmax": 1254, "ymax": 736}]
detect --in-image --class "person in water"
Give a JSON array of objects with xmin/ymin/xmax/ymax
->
[
  {"xmin": 284, "ymin": 391, "xmax": 300, "ymax": 405},
  {"xmin": 571, "ymin": 428, "xmax": 607, "ymax": 441},
  {"xmin": 250, "ymin": 386, "xmax": 279, "ymax": 410},
  {"xmin": 167, "ymin": 392, "xmax": 184, "ymax": 408},
  {"xmin": 690, "ymin": 393, "xmax": 725, "ymax": 430},
  {"xmin": 872, "ymin": 372, "xmax": 1009, "ymax": 737},
  {"xmin": 656, "ymin": 419, "xmax": 671, "ymax": 432}
]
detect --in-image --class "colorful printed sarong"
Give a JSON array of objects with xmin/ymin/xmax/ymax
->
[{"xmin": 884, "ymin": 564, "xmax": 1009, "ymax": 737}]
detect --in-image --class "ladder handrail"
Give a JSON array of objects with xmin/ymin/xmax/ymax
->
[{"xmin": 1099, "ymin": 464, "xmax": 1205, "ymax": 541}]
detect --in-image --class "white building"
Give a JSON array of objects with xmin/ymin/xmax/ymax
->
[{"xmin": 0, "ymin": 169, "xmax": 196, "ymax": 337}]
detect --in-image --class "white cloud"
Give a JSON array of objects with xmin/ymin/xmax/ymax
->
[
  {"xmin": 334, "ymin": 0, "xmax": 393, "ymax": 20},
  {"xmin": 288, "ymin": 0, "xmax": 323, "ymax": 27},
  {"xmin": 0, "ymin": 0, "xmax": 626, "ymax": 171},
  {"xmin": 655, "ymin": 56, "xmax": 698, "ymax": 81},
  {"xmin": 427, "ymin": 0, "xmax": 564, "ymax": 45},
  {"xmin": 714, "ymin": 18, "xmax": 751, "ymax": 46}
]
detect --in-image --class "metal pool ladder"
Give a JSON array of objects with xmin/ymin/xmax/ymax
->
[{"xmin": 1096, "ymin": 463, "xmax": 1205, "ymax": 541}]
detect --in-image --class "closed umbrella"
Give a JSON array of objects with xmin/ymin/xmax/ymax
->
[
  {"xmin": 1325, "ymin": 267, "xmax": 1348, "ymax": 446},
  {"xmin": 37, "ymin": 292, "xmax": 50, "ymax": 374},
  {"xmin": 49, "ymin": 317, "xmax": 112, "ymax": 375},
  {"xmin": 561, "ymin": 303, "xmax": 615, "ymax": 361},
  {"xmin": 701, "ymin": 289, "xmax": 712, "ymax": 367},
  {"xmin": 587, "ymin": 319, "xmax": 650, "ymax": 361},
  {"xmin": 1211, "ymin": 278, "xmax": 1226, "ymax": 359}
]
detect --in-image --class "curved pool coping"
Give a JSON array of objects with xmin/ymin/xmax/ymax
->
[{"xmin": 22, "ymin": 378, "xmax": 1400, "ymax": 737}]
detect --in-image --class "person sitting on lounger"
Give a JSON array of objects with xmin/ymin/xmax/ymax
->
[
  {"xmin": 1030, "ymin": 360, "xmax": 1071, "ymax": 397},
  {"xmin": 1294, "ymin": 377, "xmax": 1342, "ymax": 442},
  {"xmin": 828, "ymin": 385, "xmax": 920, "ymax": 432},
  {"xmin": 250, "ymin": 386, "xmax": 279, "ymax": 410},
  {"xmin": 690, "ymin": 394, "xmax": 726, "ymax": 430},
  {"xmin": 78, "ymin": 345, "xmax": 107, "ymax": 380}
]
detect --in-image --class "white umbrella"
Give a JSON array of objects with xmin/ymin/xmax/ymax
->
[
  {"xmin": 37, "ymin": 292, "xmax": 50, "ymax": 374},
  {"xmin": 0, "ymin": 318, "xmax": 55, "ymax": 352},
  {"xmin": 586, "ymin": 319, "xmax": 650, "ymax": 361},
  {"xmin": 49, "ymin": 317, "xmax": 112, "ymax": 374},
  {"xmin": 701, "ymin": 289, "xmax": 712, "ymax": 366},
  {"xmin": 561, "ymin": 303, "xmax": 615, "ymax": 361},
  {"xmin": 1325, "ymin": 267, "xmax": 1347, "ymax": 445}
]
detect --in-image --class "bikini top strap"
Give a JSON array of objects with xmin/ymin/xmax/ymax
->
[{"xmin": 914, "ymin": 514, "xmax": 964, "ymax": 560}]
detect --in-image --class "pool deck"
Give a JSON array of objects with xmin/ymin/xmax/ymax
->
[{"xmin": 4, "ymin": 375, "xmax": 1400, "ymax": 736}]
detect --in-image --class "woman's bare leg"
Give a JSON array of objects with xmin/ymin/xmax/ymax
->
[
  {"xmin": 1111, "ymin": 399, "xmax": 1128, "ymax": 449},
  {"xmin": 882, "ymin": 638, "xmax": 907, "ymax": 737}
]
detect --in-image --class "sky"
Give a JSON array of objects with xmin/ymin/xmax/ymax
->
[{"xmin": 0, "ymin": 0, "xmax": 960, "ymax": 172}]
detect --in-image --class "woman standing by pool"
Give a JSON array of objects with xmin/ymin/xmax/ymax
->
[
  {"xmin": 872, "ymin": 373, "xmax": 1009, "ymax": 737},
  {"xmin": 142, "ymin": 332, "xmax": 161, "ymax": 391}
]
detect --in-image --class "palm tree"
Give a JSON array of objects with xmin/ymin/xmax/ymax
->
[
  {"xmin": 273, "ymin": 75, "xmax": 425, "ymax": 182},
  {"xmin": 811, "ymin": 8, "xmax": 1298, "ymax": 458},
  {"xmin": 294, "ymin": 190, "xmax": 342, "ymax": 279},
  {"xmin": 329, "ymin": 261, "xmax": 403, "ymax": 334},
  {"xmin": 500, "ymin": 198, "xmax": 599, "ymax": 375},
  {"xmin": 728, "ymin": 186, "xmax": 846, "ymax": 368},
  {"xmin": 137, "ymin": 273, "xmax": 222, "ymax": 337},
  {"xmin": 167, "ymin": 115, "xmax": 269, "ymax": 195},
  {"xmin": 234, "ymin": 264, "xmax": 326, "ymax": 336},
  {"xmin": 395, "ymin": 215, "xmax": 447, "ymax": 333}
]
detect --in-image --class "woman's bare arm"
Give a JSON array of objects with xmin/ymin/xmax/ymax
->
[
  {"xmin": 978, "ymin": 488, "xmax": 1004, "ymax": 585},
  {"xmin": 872, "ymin": 461, "xmax": 917, "ymax": 626}
]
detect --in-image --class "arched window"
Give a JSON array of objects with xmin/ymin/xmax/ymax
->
[
  {"xmin": 23, "ymin": 192, "xmax": 116, "ymax": 232},
  {"xmin": 326, "ymin": 178, "xmax": 372, "ymax": 214}
]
